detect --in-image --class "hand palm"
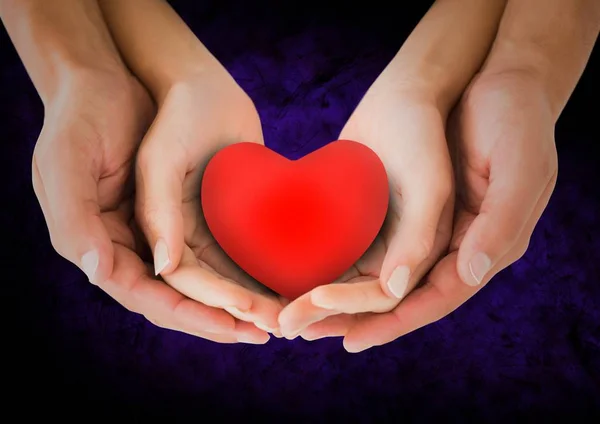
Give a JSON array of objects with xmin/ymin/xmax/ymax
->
[
  {"xmin": 136, "ymin": 74, "xmax": 285, "ymax": 334},
  {"xmin": 293, "ymin": 75, "xmax": 557, "ymax": 351},
  {"xmin": 278, "ymin": 85, "xmax": 454, "ymax": 337}
]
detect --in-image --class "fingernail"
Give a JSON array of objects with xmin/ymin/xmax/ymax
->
[
  {"xmin": 285, "ymin": 332, "xmax": 300, "ymax": 340},
  {"xmin": 153, "ymin": 239, "xmax": 170, "ymax": 275},
  {"xmin": 224, "ymin": 306, "xmax": 252, "ymax": 317},
  {"xmin": 255, "ymin": 321, "xmax": 279, "ymax": 333},
  {"xmin": 310, "ymin": 291, "xmax": 335, "ymax": 310},
  {"xmin": 237, "ymin": 334, "xmax": 269, "ymax": 344},
  {"xmin": 387, "ymin": 266, "xmax": 410, "ymax": 298},
  {"xmin": 468, "ymin": 252, "xmax": 492, "ymax": 286},
  {"xmin": 81, "ymin": 250, "xmax": 99, "ymax": 284},
  {"xmin": 344, "ymin": 341, "xmax": 371, "ymax": 353}
]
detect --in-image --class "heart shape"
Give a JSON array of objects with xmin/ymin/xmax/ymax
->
[{"xmin": 201, "ymin": 140, "xmax": 389, "ymax": 300}]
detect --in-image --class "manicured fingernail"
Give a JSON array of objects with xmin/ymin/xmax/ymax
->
[
  {"xmin": 237, "ymin": 334, "xmax": 269, "ymax": 344},
  {"xmin": 310, "ymin": 291, "xmax": 335, "ymax": 310},
  {"xmin": 224, "ymin": 306, "xmax": 252, "ymax": 317},
  {"xmin": 387, "ymin": 266, "xmax": 410, "ymax": 298},
  {"xmin": 255, "ymin": 321, "xmax": 278, "ymax": 333},
  {"xmin": 468, "ymin": 252, "xmax": 492, "ymax": 286},
  {"xmin": 81, "ymin": 250, "xmax": 99, "ymax": 284},
  {"xmin": 153, "ymin": 239, "xmax": 170, "ymax": 275},
  {"xmin": 344, "ymin": 341, "xmax": 371, "ymax": 353},
  {"xmin": 285, "ymin": 332, "xmax": 300, "ymax": 340}
]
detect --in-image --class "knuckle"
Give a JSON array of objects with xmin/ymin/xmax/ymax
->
[
  {"xmin": 48, "ymin": 232, "xmax": 68, "ymax": 260},
  {"xmin": 139, "ymin": 204, "xmax": 162, "ymax": 235},
  {"xmin": 514, "ymin": 238, "xmax": 531, "ymax": 262},
  {"xmin": 48, "ymin": 240, "xmax": 65, "ymax": 259},
  {"xmin": 135, "ymin": 145, "xmax": 155, "ymax": 173},
  {"xmin": 478, "ymin": 223, "xmax": 520, "ymax": 253},
  {"xmin": 146, "ymin": 316, "xmax": 168, "ymax": 329},
  {"xmin": 414, "ymin": 232, "xmax": 436, "ymax": 262},
  {"xmin": 434, "ymin": 174, "xmax": 453, "ymax": 200}
]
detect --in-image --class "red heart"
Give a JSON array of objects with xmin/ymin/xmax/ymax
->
[{"xmin": 201, "ymin": 140, "xmax": 389, "ymax": 300}]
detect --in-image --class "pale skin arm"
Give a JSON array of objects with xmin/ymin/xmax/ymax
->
[
  {"xmin": 480, "ymin": 0, "xmax": 600, "ymax": 118},
  {"xmin": 97, "ymin": 0, "xmax": 222, "ymax": 103},
  {"xmin": 0, "ymin": 0, "xmax": 127, "ymax": 104},
  {"xmin": 386, "ymin": 0, "xmax": 508, "ymax": 118}
]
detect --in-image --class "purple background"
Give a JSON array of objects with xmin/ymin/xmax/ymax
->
[{"xmin": 2, "ymin": 0, "xmax": 599, "ymax": 420}]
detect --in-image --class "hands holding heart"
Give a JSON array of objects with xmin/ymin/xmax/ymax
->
[
  {"xmin": 23, "ymin": 0, "xmax": 566, "ymax": 352},
  {"xmin": 125, "ymin": 57, "xmax": 557, "ymax": 351},
  {"xmin": 191, "ymin": 64, "xmax": 458, "ymax": 349}
]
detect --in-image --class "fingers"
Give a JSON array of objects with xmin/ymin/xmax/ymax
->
[
  {"xmin": 379, "ymin": 180, "xmax": 453, "ymax": 300},
  {"xmin": 456, "ymin": 159, "xmax": 557, "ymax": 287},
  {"xmin": 162, "ymin": 246, "xmax": 254, "ymax": 311},
  {"xmin": 164, "ymin": 246, "xmax": 283, "ymax": 332},
  {"xmin": 343, "ymin": 252, "xmax": 473, "ymax": 352},
  {"xmin": 476, "ymin": 170, "xmax": 558, "ymax": 280},
  {"xmin": 100, "ymin": 243, "xmax": 270, "ymax": 344},
  {"xmin": 339, "ymin": 176, "xmax": 557, "ymax": 352},
  {"xmin": 278, "ymin": 290, "xmax": 339, "ymax": 339},
  {"xmin": 300, "ymin": 314, "xmax": 357, "ymax": 341},
  {"xmin": 135, "ymin": 116, "xmax": 187, "ymax": 276},
  {"xmin": 310, "ymin": 278, "xmax": 398, "ymax": 314},
  {"xmin": 32, "ymin": 146, "xmax": 113, "ymax": 285}
]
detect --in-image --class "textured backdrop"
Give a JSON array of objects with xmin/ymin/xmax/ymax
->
[{"xmin": 1, "ymin": 0, "xmax": 599, "ymax": 421}]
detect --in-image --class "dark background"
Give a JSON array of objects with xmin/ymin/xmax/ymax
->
[{"xmin": 1, "ymin": 0, "xmax": 599, "ymax": 421}]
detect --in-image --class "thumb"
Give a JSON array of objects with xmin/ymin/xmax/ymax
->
[
  {"xmin": 379, "ymin": 183, "xmax": 452, "ymax": 300},
  {"xmin": 457, "ymin": 164, "xmax": 552, "ymax": 287},
  {"xmin": 32, "ymin": 148, "xmax": 113, "ymax": 285},
  {"xmin": 135, "ymin": 138, "xmax": 185, "ymax": 276}
]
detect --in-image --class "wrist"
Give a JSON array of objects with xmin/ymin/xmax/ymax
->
[
  {"xmin": 1, "ymin": 0, "xmax": 128, "ymax": 103},
  {"xmin": 480, "ymin": 42, "xmax": 566, "ymax": 121},
  {"xmin": 156, "ymin": 59, "xmax": 238, "ymax": 105},
  {"xmin": 42, "ymin": 66, "xmax": 145, "ymax": 118},
  {"xmin": 147, "ymin": 54, "xmax": 224, "ymax": 104},
  {"xmin": 479, "ymin": 0, "xmax": 600, "ymax": 119},
  {"xmin": 466, "ymin": 69, "xmax": 555, "ymax": 125},
  {"xmin": 375, "ymin": 59, "xmax": 452, "ymax": 116}
]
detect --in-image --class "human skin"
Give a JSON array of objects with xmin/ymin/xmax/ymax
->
[
  {"xmin": 294, "ymin": 0, "xmax": 600, "ymax": 352},
  {"xmin": 0, "ymin": 0, "xmax": 270, "ymax": 343},
  {"xmin": 97, "ymin": 0, "xmax": 286, "ymax": 336},
  {"xmin": 278, "ymin": 0, "xmax": 508, "ymax": 338}
]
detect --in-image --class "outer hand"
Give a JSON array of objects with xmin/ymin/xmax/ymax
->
[
  {"xmin": 293, "ymin": 71, "xmax": 558, "ymax": 352},
  {"xmin": 33, "ymin": 70, "xmax": 269, "ymax": 344}
]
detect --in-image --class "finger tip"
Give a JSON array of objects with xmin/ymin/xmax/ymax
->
[{"xmin": 343, "ymin": 340, "xmax": 369, "ymax": 354}]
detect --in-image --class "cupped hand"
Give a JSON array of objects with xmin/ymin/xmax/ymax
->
[
  {"xmin": 33, "ymin": 70, "xmax": 269, "ymax": 344},
  {"xmin": 278, "ymin": 72, "xmax": 455, "ymax": 340},
  {"xmin": 135, "ymin": 65, "xmax": 286, "ymax": 336},
  {"xmin": 292, "ymin": 71, "xmax": 558, "ymax": 352}
]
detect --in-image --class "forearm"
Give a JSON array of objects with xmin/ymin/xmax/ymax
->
[
  {"xmin": 98, "ymin": 0, "xmax": 221, "ymax": 103},
  {"xmin": 480, "ymin": 0, "xmax": 600, "ymax": 119},
  {"xmin": 385, "ymin": 0, "xmax": 507, "ymax": 116},
  {"xmin": 0, "ymin": 0, "xmax": 126, "ymax": 103}
]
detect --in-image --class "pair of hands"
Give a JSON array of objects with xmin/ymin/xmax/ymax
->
[{"xmin": 33, "ymin": 60, "xmax": 557, "ymax": 351}]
